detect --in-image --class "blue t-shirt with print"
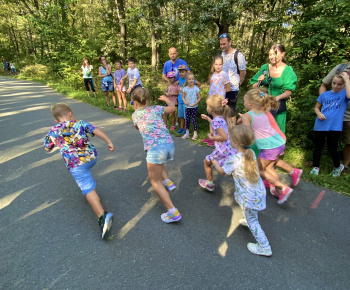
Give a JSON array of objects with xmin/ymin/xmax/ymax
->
[
  {"xmin": 314, "ymin": 89, "xmax": 349, "ymax": 131},
  {"xmin": 163, "ymin": 59, "xmax": 190, "ymax": 81}
]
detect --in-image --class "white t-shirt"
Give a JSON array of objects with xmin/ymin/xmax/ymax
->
[
  {"xmin": 81, "ymin": 65, "xmax": 93, "ymax": 79},
  {"xmin": 127, "ymin": 67, "xmax": 142, "ymax": 88}
]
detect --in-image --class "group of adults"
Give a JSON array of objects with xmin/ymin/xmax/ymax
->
[
  {"xmin": 161, "ymin": 33, "xmax": 350, "ymax": 172},
  {"xmin": 2, "ymin": 57, "xmax": 16, "ymax": 74}
]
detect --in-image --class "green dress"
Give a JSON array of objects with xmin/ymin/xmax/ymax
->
[{"xmin": 250, "ymin": 64, "xmax": 297, "ymax": 156}]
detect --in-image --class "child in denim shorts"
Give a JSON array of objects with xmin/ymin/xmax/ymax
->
[
  {"xmin": 44, "ymin": 103, "xmax": 115, "ymax": 239},
  {"xmin": 131, "ymin": 87, "xmax": 181, "ymax": 224}
]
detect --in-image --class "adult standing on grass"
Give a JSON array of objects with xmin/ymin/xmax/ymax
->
[
  {"xmin": 80, "ymin": 58, "xmax": 97, "ymax": 98},
  {"xmin": 319, "ymin": 62, "xmax": 350, "ymax": 173},
  {"xmin": 162, "ymin": 47, "xmax": 190, "ymax": 82},
  {"xmin": 219, "ymin": 33, "xmax": 247, "ymax": 124},
  {"xmin": 251, "ymin": 43, "xmax": 297, "ymax": 134},
  {"xmin": 2, "ymin": 57, "xmax": 7, "ymax": 73},
  {"xmin": 99, "ymin": 56, "xmax": 117, "ymax": 108}
]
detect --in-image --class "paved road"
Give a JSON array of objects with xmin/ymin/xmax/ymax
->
[{"xmin": 0, "ymin": 76, "xmax": 349, "ymax": 289}]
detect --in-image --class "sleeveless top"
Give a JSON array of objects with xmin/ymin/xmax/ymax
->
[
  {"xmin": 100, "ymin": 65, "xmax": 113, "ymax": 82},
  {"xmin": 248, "ymin": 111, "xmax": 285, "ymax": 150}
]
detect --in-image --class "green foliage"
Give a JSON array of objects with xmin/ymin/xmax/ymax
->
[{"xmin": 18, "ymin": 64, "xmax": 50, "ymax": 80}]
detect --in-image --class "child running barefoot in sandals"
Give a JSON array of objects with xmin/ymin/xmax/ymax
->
[
  {"xmin": 131, "ymin": 87, "xmax": 181, "ymax": 223},
  {"xmin": 198, "ymin": 94, "xmax": 236, "ymax": 191},
  {"xmin": 241, "ymin": 88, "xmax": 303, "ymax": 204},
  {"xmin": 213, "ymin": 125, "xmax": 272, "ymax": 257}
]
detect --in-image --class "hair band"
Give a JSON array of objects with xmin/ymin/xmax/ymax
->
[
  {"xmin": 244, "ymin": 145, "xmax": 251, "ymax": 150},
  {"xmin": 260, "ymin": 92, "xmax": 265, "ymax": 98},
  {"xmin": 222, "ymin": 98, "xmax": 228, "ymax": 107}
]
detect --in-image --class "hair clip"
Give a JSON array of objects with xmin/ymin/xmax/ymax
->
[
  {"xmin": 244, "ymin": 145, "xmax": 251, "ymax": 150},
  {"xmin": 260, "ymin": 92, "xmax": 265, "ymax": 98},
  {"xmin": 222, "ymin": 98, "xmax": 228, "ymax": 107}
]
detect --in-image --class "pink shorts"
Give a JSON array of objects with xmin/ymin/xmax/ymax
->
[
  {"xmin": 259, "ymin": 144, "xmax": 285, "ymax": 161},
  {"xmin": 115, "ymin": 84, "xmax": 126, "ymax": 92},
  {"xmin": 168, "ymin": 96, "xmax": 178, "ymax": 106}
]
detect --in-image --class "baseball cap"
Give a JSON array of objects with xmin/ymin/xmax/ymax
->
[
  {"xmin": 178, "ymin": 65, "xmax": 188, "ymax": 71},
  {"xmin": 167, "ymin": 71, "xmax": 175, "ymax": 78}
]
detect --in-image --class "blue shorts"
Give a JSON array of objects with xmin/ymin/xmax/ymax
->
[
  {"xmin": 70, "ymin": 159, "xmax": 97, "ymax": 195},
  {"xmin": 178, "ymin": 103, "xmax": 186, "ymax": 119},
  {"xmin": 146, "ymin": 143, "xmax": 174, "ymax": 164},
  {"xmin": 101, "ymin": 81, "xmax": 114, "ymax": 92}
]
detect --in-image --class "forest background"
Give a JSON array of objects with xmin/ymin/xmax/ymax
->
[{"xmin": 1, "ymin": 0, "xmax": 350, "ymax": 193}]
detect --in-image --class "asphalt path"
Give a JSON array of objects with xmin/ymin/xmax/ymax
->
[{"xmin": 1, "ymin": 76, "xmax": 349, "ymax": 289}]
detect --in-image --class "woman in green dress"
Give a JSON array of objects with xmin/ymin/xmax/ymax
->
[{"xmin": 250, "ymin": 43, "xmax": 297, "ymax": 134}]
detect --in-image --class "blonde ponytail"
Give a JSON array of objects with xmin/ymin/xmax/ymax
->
[{"xmin": 243, "ymin": 148, "xmax": 259, "ymax": 184}]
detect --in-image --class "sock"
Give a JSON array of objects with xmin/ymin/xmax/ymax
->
[
  {"xmin": 163, "ymin": 179, "xmax": 170, "ymax": 185},
  {"xmin": 186, "ymin": 130, "xmax": 189, "ymax": 134},
  {"xmin": 207, "ymin": 180, "xmax": 213, "ymax": 185},
  {"xmin": 290, "ymin": 169, "xmax": 295, "ymax": 175},
  {"xmin": 168, "ymin": 207, "xmax": 176, "ymax": 214}
]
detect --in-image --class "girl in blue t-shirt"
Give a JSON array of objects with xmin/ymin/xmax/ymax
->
[{"xmin": 310, "ymin": 72, "xmax": 350, "ymax": 177}]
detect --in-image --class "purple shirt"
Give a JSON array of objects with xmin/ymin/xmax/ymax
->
[{"xmin": 114, "ymin": 69, "xmax": 126, "ymax": 84}]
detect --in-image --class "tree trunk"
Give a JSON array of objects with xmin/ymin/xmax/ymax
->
[{"xmin": 116, "ymin": 0, "xmax": 127, "ymax": 61}]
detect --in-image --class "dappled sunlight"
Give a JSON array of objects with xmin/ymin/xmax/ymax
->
[
  {"xmin": 0, "ymin": 186, "xmax": 36, "ymax": 210},
  {"xmin": 0, "ymin": 126, "xmax": 49, "ymax": 146},
  {"xmin": 0, "ymin": 139, "xmax": 42, "ymax": 165},
  {"xmin": 92, "ymin": 117, "xmax": 130, "ymax": 127},
  {"xmin": 0, "ymin": 105, "xmax": 50, "ymax": 117},
  {"xmin": 0, "ymin": 91, "xmax": 41, "ymax": 98},
  {"xmin": 2, "ymin": 154, "xmax": 61, "ymax": 183},
  {"xmin": 276, "ymin": 214, "xmax": 289, "ymax": 223},
  {"xmin": 118, "ymin": 194, "xmax": 158, "ymax": 239},
  {"xmin": 97, "ymin": 160, "xmax": 142, "ymax": 176},
  {"xmin": 16, "ymin": 199, "xmax": 62, "ymax": 222}
]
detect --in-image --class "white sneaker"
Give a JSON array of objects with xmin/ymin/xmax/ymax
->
[
  {"xmin": 247, "ymin": 243, "xmax": 272, "ymax": 256},
  {"xmin": 239, "ymin": 218, "xmax": 248, "ymax": 227},
  {"xmin": 182, "ymin": 134, "xmax": 190, "ymax": 139},
  {"xmin": 175, "ymin": 122, "xmax": 179, "ymax": 127}
]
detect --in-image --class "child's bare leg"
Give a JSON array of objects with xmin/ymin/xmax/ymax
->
[
  {"xmin": 181, "ymin": 118, "xmax": 185, "ymax": 129},
  {"xmin": 121, "ymin": 91, "xmax": 127, "ymax": 108},
  {"xmin": 93, "ymin": 91, "xmax": 97, "ymax": 98},
  {"xmin": 147, "ymin": 163, "xmax": 175, "ymax": 209},
  {"xmin": 171, "ymin": 112, "xmax": 175, "ymax": 126},
  {"xmin": 104, "ymin": 91, "xmax": 110, "ymax": 106},
  {"xmin": 111, "ymin": 91, "xmax": 117, "ymax": 107},
  {"xmin": 259, "ymin": 159, "xmax": 284, "ymax": 189},
  {"xmin": 161, "ymin": 166, "xmax": 169, "ymax": 181},
  {"xmin": 116, "ymin": 90, "xmax": 122, "ymax": 108},
  {"xmin": 87, "ymin": 91, "xmax": 90, "ymax": 97},
  {"xmin": 163, "ymin": 113, "xmax": 169, "ymax": 127},
  {"xmin": 275, "ymin": 159, "xmax": 293, "ymax": 173},
  {"xmin": 85, "ymin": 190, "xmax": 104, "ymax": 218},
  {"xmin": 204, "ymin": 159, "xmax": 213, "ymax": 181},
  {"xmin": 175, "ymin": 107, "xmax": 179, "ymax": 124}
]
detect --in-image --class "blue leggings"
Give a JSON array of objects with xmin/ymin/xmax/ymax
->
[{"xmin": 185, "ymin": 107, "xmax": 198, "ymax": 131}]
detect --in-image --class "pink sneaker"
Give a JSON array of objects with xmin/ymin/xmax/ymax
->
[
  {"xmin": 170, "ymin": 126, "xmax": 175, "ymax": 130},
  {"xmin": 116, "ymin": 107, "xmax": 123, "ymax": 110},
  {"xmin": 270, "ymin": 187, "xmax": 280, "ymax": 198},
  {"xmin": 198, "ymin": 179, "xmax": 215, "ymax": 192},
  {"xmin": 277, "ymin": 186, "xmax": 294, "ymax": 204},
  {"xmin": 263, "ymin": 180, "xmax": 271, "ymax": 189},
  {"xmin": 207, "ymin": 140, "xmax": 215, "ymax": 147},
  {"xmin": 202, "ymin": 138, "xmax": 211, "ymax": 143},
  {"xmin": 290, "ymin": 168, "xmax": 303, "ymax": 187}
]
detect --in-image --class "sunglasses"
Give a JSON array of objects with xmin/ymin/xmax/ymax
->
[{"xmin": 219, "ymin": 34, "xmax": 231, "ymax": 40}]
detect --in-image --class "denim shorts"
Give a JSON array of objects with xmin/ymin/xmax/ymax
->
[
  {"xmin": 70, "ymin": 159, "xmax": 97, "ymax": 195},
  {"xmin": 178, "ymin": 103, "xmax": 186, "ymax": 119},
  {"xmin": 259, "ymin": 144, "xmax": 285, "ymax": 161},
  {"xmin": 101, "ymin": 81, "xmax": 114, "ymax": 92},
  {"xmin": 146, "ymin": 143, "xmax": 175, "ymax": 164}
]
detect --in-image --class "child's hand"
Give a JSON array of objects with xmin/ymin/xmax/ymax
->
[
  {"xmin": 208, "ymin": 133, "xmax": 214, "ymax": 140},
  {"xmin": 317, "ymin": 113, "xmax": 326, "ymax": 120},
  {"xmin": 158, "ymin": 95, "xmax": 169, "ymax": 102},
  {"xmin": 184, "ymin": 101, "xmax": 189, "ymax": 106},
  {"xmin": 107, "ymin": 142, "xmax": 115, "ymax": 152},
  {"xmin": 237, "ymin": 113, "xmax": 243, "ymax": 124},
  {"xmin": 126, "ymin": 88, "xmax": 131, "ymax": 94},
  {"xmin": 341, "ymin": 72, "xmax": 350, "ymax": 82},
  {"xmin": 201, "ymin": 114, "xmax": 210, "ymax": 122}
]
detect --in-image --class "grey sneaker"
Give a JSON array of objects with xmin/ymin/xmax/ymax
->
[
  {"xmin": 332, "ymin": 164, "xmax": 344, "ymax": 177},
  {"xmin": 247, "ymin": 243, "xmax": 272, "ymax": 256}
]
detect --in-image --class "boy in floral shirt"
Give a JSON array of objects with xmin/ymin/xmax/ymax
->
[{"xmin": 43, "ymin": 103, "xmax": 115, "ymax": 239}]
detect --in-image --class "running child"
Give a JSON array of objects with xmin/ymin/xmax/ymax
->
[
  {"xmin": 176, "ymin": 65, "xmax": 201, "ymax": 134},
  {"xmin": 241, "ymin": 88, "xmax": 303, "ymax": 204},
  {"xmin": 43, "ymin": 103, "xmax": 115, "ymax": 239},
  {"xmin": 310, "ymin": 72, "xmax": 350, "ymax": 177},
  {"xmin": 182, "ymin": 72, "xmax": 201, "ymax": 140},
  {"xmin": 202, "ymin": 55, "xmax": 230, "ymax": 146},
  {"xmin": 212, "ymin": 125, "xmax": 272, "ymax": 257},
  {"xmin": 131, "ymin": 87, "xmax": 181, "ymax": 223},
  {"xmin": 198, "ymin": 94, "xmax": 236, "ymax": 191},
  {"xmin": 121, "ymin": 57, "xmax": 142, "ymax": 96},
  {"xmin": 113, "ymin": 60, "xmax": 127, "ymax": 110},
  {"xmin": 164, "ymin": 71, "xmax": 180, "ymax": 130},
  {"xmin": 81, "ymin": 58, "xmax": 97, "ymax": 98}
]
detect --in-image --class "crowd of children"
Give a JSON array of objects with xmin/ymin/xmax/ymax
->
[{"xmin": 43, "ymin": 51, "xmax": 350, "ymax": 258}]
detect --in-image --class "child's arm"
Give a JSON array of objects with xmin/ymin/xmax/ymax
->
[
  {"xmin": 342, "ymin": 72, "xmax": 350, "ymax": 99},
  {"xmin": 127, "ymin": 79, "xmax": 138, "ymax": 93},
  {"xmin": 241, "ymin": 112, "xmax": 252, "ymax": 126},
  {"xmin": 106, "ymin": 64, "xmax": 112, "ymax": 76},
  {"xmin": 44, "ymin": 134, "xmax": 55, "ymax": 152},
  {"xmin": 182, "ymin": 92, "xmax": 189, "ymax": 106},
  {"xmin": 225, "ymin": 83, "xmax": 231, "ymax": 92},
  {"xmin": 208, "ymin": 127, "xmax": 228, "ymax": 142},
  {"xmin": 159, "ymin": 95, "xmax": 175, "ymax": 114},
  {"xmin": 190, "ymin": 92, "xmax": 201, "ymax": 107},
  {"xmin": 92, "ymin": 128, "xmax": 115, "ymax": 151},
  {"xmin": 212, "ymin": 160, "xmax": 226, "ymax": 175},
  {"xmin": 314, "ymin": 102, "xmax": 326, "ymax": 120},
  {"xmin": 195, "ymin": 80, "xmax": 201, "ymax": 87}
]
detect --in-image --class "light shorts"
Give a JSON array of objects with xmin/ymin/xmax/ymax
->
[
  {"xmin": 146, "ymin": 143, "xmax": 174, "ymax": 164},
  {"xmin": 259, "ymin": 144, "xmax": 285, "ymax": 161},
  {"xmin": 178, "ymin": 103, "xmax": 186, "ymax": 119},
  {"xmin": 115, "ymin": 84, "xmax": 126, "ymax": 92},
  {"xmin": 101, "ymin": 80, "xmax": 114, "ymax": 92},
  {"xmin": 343, "ymin": 121, "xmax": 350, "ymax": 144},
  {"xmin": 70, "ymin": 159, "xmax": 97, "ymax": 195}
]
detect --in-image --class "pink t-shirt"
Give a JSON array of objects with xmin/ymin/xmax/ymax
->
[{"xmin": 209, "ymin": 71, "xmax": 230, "ymax": 97}]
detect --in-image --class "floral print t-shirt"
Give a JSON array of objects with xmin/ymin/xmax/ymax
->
[
  {"xmin": 209, "ymin": 71, "xmax": 230, "ymax": 97},
  {"xmin": 44, "ymin": 120, "xmax": 97, "ymax": 170},
  {"xmin": 182, "ymin": 86, "xmax": 200, "ymax": 108},
  {"xmin": 222, "ymin": 153, "xmax": 266, "ymax": 211},
  {"xmin": 132, "ymin": 105, "xmax": 173, "ymax": 151}
]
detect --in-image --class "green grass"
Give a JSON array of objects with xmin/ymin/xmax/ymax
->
[{"xmin": 2, "ymin": 71, "xmax": 349, "ymax": 195}]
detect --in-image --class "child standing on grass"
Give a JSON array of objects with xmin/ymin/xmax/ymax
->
[
  {"xmin": 198, "ymin": 94, "xmax": 236, "ymax": 191},
  {"xmin": 43, "ymin": 103, "xmax": 115, "ymax": 239},
  {"xmin": 213, "ymin": 125, "xmax": 272, "ymax": 257},
  {"xmin": 81, "ymin": 58, "xmax": 97, "ymax": 98},
  {"xmin": 131, "ymin": 87, "xmax": 181, "ymax": 224},
  {"xmin": 164, "ymin": 71, "xmax": 180, "ymax": 130},
  {"xmin": 121, "ymin": 57, "xmax": 142, "ymax": 97},
  {"xmin": 182, "ymin": 72, "xmax": 201, "ymax": 140},
  {"xmin": 202, "ymin": 55, "xmax": 231, "ymax": 146},
  {"xmin": 310, "ymin": 72, "xmax": 350, "ymax": 177},
  {"xmin": 113, "ymin": 60, "xmax": 127, "ymax": 111},
  {"xmin": 241, "ymin": 88, "xmax": 303, "ymax": 204}
]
